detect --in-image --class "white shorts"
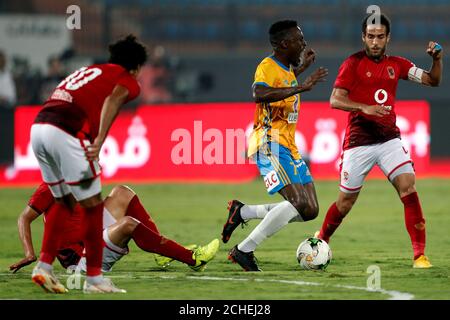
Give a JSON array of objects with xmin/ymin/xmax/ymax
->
[
  {"xmin": 30, "ymin": 123, "xmax": 101, "ymax": 201},
  {"xmin": 339, "ymin": 138, "xmax": 414, "ymax": 193}
]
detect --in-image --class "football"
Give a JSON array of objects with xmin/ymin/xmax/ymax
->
[{"xmin": 296, "ymin": 237, "xmax": 332, "ymax": 270}]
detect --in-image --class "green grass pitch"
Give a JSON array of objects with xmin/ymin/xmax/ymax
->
[{"xmin": 0, "ymin": 179, "xmax": 449, "ymax": 300}]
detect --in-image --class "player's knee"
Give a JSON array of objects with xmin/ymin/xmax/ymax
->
[
  {"xmin": 399, "ymin": 185, "xmax": 417, "ymax": 198},
  {"xmin": 303, "ymin": 203, "xmax": 319, "ymax": 221},
  {"xmin": 110, "ymin": 185, "xmax": 136, "ymax": 200},
  {"xmin": 289, "ymin": 198, "xmax": 307, "ymax": 218},
  {"xmin": 120, "ymin": 216, "xmax": 140, "ymax": 235},
  {"xmin": 336, "ymin": 198, "xmax": 355, "ymax": 215}
]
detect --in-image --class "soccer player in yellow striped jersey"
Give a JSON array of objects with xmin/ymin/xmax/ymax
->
[{"xmin": 221, "ymin": 20, "xmax": 328, "ymax": 271}]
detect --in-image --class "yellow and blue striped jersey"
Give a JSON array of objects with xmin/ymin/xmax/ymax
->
[{"xmin": 247, "ymin": 55, "xmax": 302, "ymax": 160}]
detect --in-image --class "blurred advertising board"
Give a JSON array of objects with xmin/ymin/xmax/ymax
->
[{"xmin": 0, "ymin": 101, "xmax": 430, "ymax": 186}]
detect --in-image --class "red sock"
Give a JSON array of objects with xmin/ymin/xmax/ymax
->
[
  {"xmin": 132, "ymin": 223, "xmax": 195, "ymax": 265},
  {"xmin": 126, "ymin": 195, "xmax": 159, "ymax": 233},
  {"xmin": 82, "ymin": 202, "xmax": 104, "ymax": 276},
  {"xmin": 40, "ymin": 202, "xmax": 71, "ymax": 264},
  {"xmin": 318, "ymin": 202, "xmax": 345, "ymax": 243},
  {"xmin": 401, "ymin": 192, "xmax": 426, "ymax": 260}
]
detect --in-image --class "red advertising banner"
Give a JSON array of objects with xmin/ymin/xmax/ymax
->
[{"xmin": 0, "ymin": 101, "xmax": 430, "ymax": 186}]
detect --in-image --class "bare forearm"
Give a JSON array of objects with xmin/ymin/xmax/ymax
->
[
  {"xmin": 96, "ymin": 99, "xmax": 122, "ymax": 143},
  {"xmin": 254, "ymin": 87, "xmax": 302, "ymax": 103},
  {"xmin": 428, "ymin": 58, "xmax": 442, "ymax": 86},
  {"xmin": 18, "ymin": 216, "xmax": 35, "ymax": 257},
  {"xmin": 330, "ymin": 95, "xmax": 366, "ymax": 112}
]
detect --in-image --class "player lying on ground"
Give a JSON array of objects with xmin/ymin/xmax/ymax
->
[{"xmin": 10, "ymin": 183, "xmax": 219, "ymax": 280}]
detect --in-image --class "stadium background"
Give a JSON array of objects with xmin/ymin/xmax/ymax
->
[
  {"xmin": 0, "ymin": 0, "xmax": 450, "ymax": 302},
  {"xmin": 0, "ymin": 0, "xmax": 450, "ymax": 179}
]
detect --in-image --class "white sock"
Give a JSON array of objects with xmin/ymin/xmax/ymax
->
[
  {"xmin": 240, "ymin": 202, "xmax": 283, "ymax": 220},
  {"xmin": 238, "ymin": 201, "xmax": 302, "ymax": 253},
  {"xmin": 86, "ymin": 275, "xmax": 103, "ymax": 285},
  {"xmin": 37, "ymin": 261, "xmax": 53, "ymax": 272}
]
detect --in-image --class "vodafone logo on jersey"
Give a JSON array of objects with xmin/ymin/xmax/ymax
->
[
  {"xmin": 374, "ymin": 89, "xmax": 392, "ymax": 111},
  {"xmin": 374, "ymin": 89, "xmax": 388, "ymax": 104}
]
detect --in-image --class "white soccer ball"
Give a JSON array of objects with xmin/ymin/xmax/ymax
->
[{"xmin": 296, "ymin": 237, "xmax": 332, "ymax": 270}]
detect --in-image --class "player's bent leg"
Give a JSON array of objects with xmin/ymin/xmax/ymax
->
[
  {"xmin": 279, "ymin": 184, "xmax": 316, "ymax": 221},
  {"xmin": 316, "ymin": 191, "xmax": 359, "ymax": 243},
  {"xmin": 104, "ymin": 185, "xmax": 136, "ymax": 221},
  {"xmin": 131, "ymin": 220, "xmax": 198, "ymax": 266},
  {"xmin": 107, "ymin": 216, "xmax": 138, "ymax": 248},
  {"xmin": 122, "ymin": 191, "xmax": 161, "ymax": 234}
]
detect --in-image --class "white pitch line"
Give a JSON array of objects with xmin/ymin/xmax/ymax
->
[
  {"xmin": 1, "ymin": 273, "xmax": 414, "ymax": 300},
  {"xmin": 187, "ymin": 276, "xmax": 414, "ymax": 300}
]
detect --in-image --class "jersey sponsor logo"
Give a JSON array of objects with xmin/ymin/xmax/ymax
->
[
  {"xmin": 264, "ymin": 170, "xmax": 280, "ymax": 192},
  {"xmin": 387, "ymin": 66, "xmax": 395, "ymax": 79},
  {"xmin": 50, "ymin": 89, "xmax": 73, "ymax": 103},
  {"xmin": 374, "ymin": 89, "xmax": 392, "ymax": 110},
  {"xmin": 374, "ymin": 89, "xmax": 388, "ymax": 104}
]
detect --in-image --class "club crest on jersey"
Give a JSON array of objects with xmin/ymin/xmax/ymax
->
[
  {"xmin": 387, "ymin": 66, "xmax": 395, "ymax": 79},
  {"xmin": 366, "ymin": 71, "xmax": 372, "ymax": 78},
  {"xmin": 343, "ymin": 171, "xmax": 349, "ymax": 181}
]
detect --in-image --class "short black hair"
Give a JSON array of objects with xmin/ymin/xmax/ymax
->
[
  {"xmin": 362, "ymin": 13, "xmax": 391, "ymax": 35},
  {"xmin": 269, "ymin": 20, "xmax": 298, "ymax": 48},
  {"xmin": 108, "ymin": 34, "xmax": 148, "ymax": 71}
]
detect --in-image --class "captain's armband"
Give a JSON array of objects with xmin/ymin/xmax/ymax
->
[{"xmin": 407, "ymin": 66, "xmax": 424, "ymax": 84}]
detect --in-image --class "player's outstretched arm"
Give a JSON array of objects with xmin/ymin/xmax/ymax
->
[
  {"xmin": 86, "ymin": 84, "xmax": 130, "ymax": 161},
  {"xmin": 253, "ymin": 67, "xmax": 328, "ymax": 103},
  {"xmin": 421, "ymin": 41, "xmax": 443, "ymax": 87},
  {"xmin": 330, "ymin": 88, "xmax": 390, "ymax": 117},
  {"xmin": 9, "ymin": 206, "xmax": 40, "ymax": 273}
]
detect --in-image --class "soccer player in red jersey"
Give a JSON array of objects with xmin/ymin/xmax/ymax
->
[
  {"xmin": 9, "ymin": 183, "xmax": 219, "ymax": 276},
  {"xmin": 315, "ymin": 14, "xmax": 443, "ymax": 268},
  {"xmin": 29, "ymin": 35, "xmax": 148, "ymax": 293}
]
